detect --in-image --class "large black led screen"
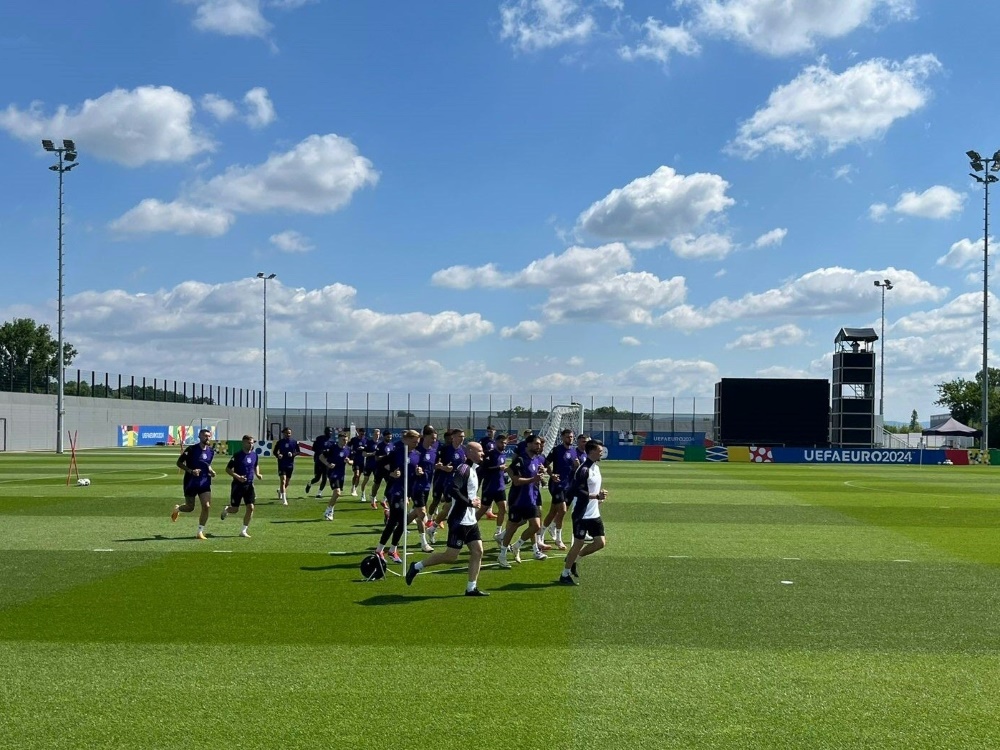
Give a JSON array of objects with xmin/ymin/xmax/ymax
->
[{"xmin": 716, "ymin": 378, "xmax": 829, "ymax": 447}]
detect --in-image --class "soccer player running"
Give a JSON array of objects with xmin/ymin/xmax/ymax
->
[
  {"xmin": 220, "ymin": 434, "xmax": 263, "ymax": 538},
  {"xmin": 406, "ymin": 441, "xmax": 490, "ymax": 597},
  {"xmin": 539, "ymin": 428, "xmax": 577, "ymax": 550},
  {"xmin": 477, "ymin": 432, "xmax": 509, "ymax": 544},
  {"xmin": 305, "ymin": 427, "xmax": 334, "ymax": 498},
  {"xmin": 407, "ymin": 425, "xmax": 439, "ymax": 553},
  {"xmin": 369, "ymin": 431, "xmax": 394, "ymax": 511},
  {"xmin": 558, "ymin": 439, "xmax": 609, "ymax": 586},
  {"xmin": 357, "ymin": 428, "xmax": 380, "ymax": 503},
  {"xmin": 171, "ymin": 428, "xmax": 217, "ymax": 540},
  {"xmin": 349, "ymin": 428, "xmax": 367, "ymax": 497},
  {"xmin": 477, "ymin": 425, "xmax": 498, "ymax": 520},
  {"xmin": 273, "ymin": 427, "xmax": 299, "ymax": 506},
  {"xmin": 497, "ymin": 433, "xmax": 547, "ymax": 568},
  {"xmin": 319, "ymin": 431, "xmax": 352, "ymax": 520},
  {"xmin": 375, "ymin": 430, "xmax": 421, "ymax": 564},
  {"xmin": 425, "ymin": 428, "xmax": 452, "ymax": 523},
  {"xmin": 426, "ymin": 428, "xmax": 466, "ymax": 544}
]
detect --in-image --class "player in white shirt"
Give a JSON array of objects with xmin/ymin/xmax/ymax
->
[
  {"xmin": 559, "ymin": 439, "xmax": 608, "ymax": 586},
  {"xmin": 405, "ymin": 441, "xmax": 490, "ymax": 597}
]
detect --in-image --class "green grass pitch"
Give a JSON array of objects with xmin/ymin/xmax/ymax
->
[{"xmin": 2, "ymin": 450, "xmax": 1000, "ymax": 749}]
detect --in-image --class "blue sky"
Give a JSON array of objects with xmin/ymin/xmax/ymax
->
[{"xmin": 0, "ymin": 0, "xmax": 996, "ymax": 423}]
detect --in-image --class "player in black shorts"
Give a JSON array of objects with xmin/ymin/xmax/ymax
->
[
  {"xmin": 405, "ymin": 441, "xmax": 489, "ymax": 596},
  {"xmin": 220, "ymin": 434, "xmax": 262, "ymax": 538},
  {"xmin": 559, "ymin": 439, "xmax": 609, "ymax": 585}
]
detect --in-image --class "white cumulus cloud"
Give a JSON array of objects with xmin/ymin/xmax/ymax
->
[
  {"xmin": 937, "ymin": 237, "xmax": 992, "ymax": 270},
  {"xmin": 725, "ymin": 323, "xmax": 808, "ymax": 350},
  {"xmin": 0, "ymin": 85, "xmax": 214, "ymax": 167},
  {"xmin": 727, "ymin": 54, "xmax": 941, "ymax": 158},
  {"xmin": 243, "ymin": 87, "xmax": 276, "ymax": 128},
  {"xmin": 270, "ymin": 230, "xmax": 313, "ymax": 253},
  {"xmin": 109, "ymin": 199, "xmax": 234, "ymax": 237},
  {"xmin": 500, "ymin": 321, "xmax": 544, "ymax": 340},
  {"xmin": 577, "ymin": 166, "xmax": 735, "ymax": 248},
  {"xmin": 620, "ymin": 336, "xmax": 641, "ymax": 346},
  {"xmin": 686, "ymin": 0, "xmax": 915, "ymax": 57},
  {"xmin": 752, "ymin": 227, "xmax": 787, "ymax": 248},
  {"xmin": 619, "ymin": 17, "xmax": 700, "ymax": 63},
  {"xmin": 499, "ymin": 0, "xmax": 596, "ymax": 51}
]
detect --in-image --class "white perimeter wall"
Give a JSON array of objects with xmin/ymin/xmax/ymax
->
[{"xmin": 0, "ymin": 392, "xmax": 260, "ymax": 451}]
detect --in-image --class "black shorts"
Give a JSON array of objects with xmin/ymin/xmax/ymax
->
[
  {"xmin": 327, "ymin": 475, "xmax": 345, "ymax": 490},
  {"xmin": 374, "ymin": 469, "xmax": 390, "ymax": 484},
  {"xmin": 182, "ymin": 480, "xmax": 211, "ymax": 499},
  {"xmin": 483, "ymin": 490, "xmax": 507, "ymax": 506},
  {"xmin": 507, "ymin": 504, "xmax": 541, "ymax": 525},
  {"xmin": 363, "ymin": 462, "xmax": 377, "ymax": 477},
  {"xmin": 353, "ymin": 459, "xmax": 365, "ymax": 474},
  {"xmin": 446, "ymin": 522, "xmax": 482, "ymax": 550},
  {"xmin": 229, "ymin": 482, "xmax": 256, "ymax": 507},
  {"xmin": 278, "ymin": 463, "xmax": 294, "ymax": 478},
  {"xmin": 548, "ymin": 484, "xmax": 567, "ymax": 505},
  {"xmin": 573, "ymin": 517, "xmax": 605, "ymax": 540},
  {"xmin": 431, "ymin": 483, "xmax": 446, "ymax": 503},
  {"xmin": 411, "ymin": 488, "xmax": 429, "ymax": 508}
]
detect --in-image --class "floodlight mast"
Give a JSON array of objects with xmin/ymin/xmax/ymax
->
[
  {"xmin": 968, "ymin": 148, "xmax": 1000, "ymax": 452},
  {"xmin": 874, "ymin": 279, "xmax": 893, "ymax": 423},
  {"xmin": 42, "ymin": 139, "xmax": 79, "ymax": 454},
  {"xmin": 256, "ymin": 272, "xmax": 276, "ymax": 439}
]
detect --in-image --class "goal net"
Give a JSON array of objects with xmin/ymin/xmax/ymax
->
[{"xmin": 537, "ymin": 403, "xmax": 584, "ymax": 451}]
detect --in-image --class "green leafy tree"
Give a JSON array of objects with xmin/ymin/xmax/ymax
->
[
  {"xmin": 908, "ymin": 410, "xmax": 921, "ymax": 431},
  {"xmin": 935, "ymin": 368, "xmax": 1000, "ymax": 447},
  {"xmin": 0, "ymin": 318, "xmax": 76, "ymax": 393}
]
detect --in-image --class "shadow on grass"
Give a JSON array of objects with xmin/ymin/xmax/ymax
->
[
  {"xmin": 356, "ymin": 592, "xmax": 462, "ymax": 606},
  {"xmin": 300, "ymin": 561, "xmax": 365, "ymax": 571},
  {"xmin": 269, "ymin": 519, "xmax": 324, "ymax": 524},
  {"xmin": 490, "ymin": 581, "xmax": 563, "ymax": 592},
  {"xmin": 114, "ymin": 534, "xmax": 203, "ymax": 542}
]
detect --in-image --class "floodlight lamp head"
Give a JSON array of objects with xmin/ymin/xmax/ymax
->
[
  {"xmin": 971, "ymin": 173, "xmax": 986, "ymax": 182},
  {"xmin": 41, "ymin": 139, "xmax": 55, "ymax": 151},
  {"xmin": 989, "ymin": 175, "xmax": 999, "ymax": 183},
  {"xmin": 873, "ymin": 280, "xmax": 880, "ymax": 287},
  {"xmin": 62, "ymin": 139, "xmax": 75, "ymax": 151},
  {"xmin": 968, "ymin": 150, "xmax": 983, "ymax": 162},
  {"xmin": 885, "ymin": 280, "xmax": 894, "ymax": 290},
  {"xmin": 992, "ymin": 150, "xmax": 1000, "ymax": 165},
  {"xmin": 64, "ymin": 163, "xmax": 78, "ymax": 171},
  {"xmin": 256, "ymin": 272, "xmax": 265, "ymax": 278},
  {"xmin": 972, "ymin": 160, "xmax": 985, "ymax": 172},
  {"xmin": 48, "ymin": 165, "xmax": 58, "ymax": 171},
  {"xmin": 65, "ymin": 152, "xmax": 77, "ymax": 162},
  {"xmin": 267, "ymin": 273, "xmax": 276, "ymax": 279}
]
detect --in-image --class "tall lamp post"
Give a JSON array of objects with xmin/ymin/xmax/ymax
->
[
  {"xmin": 968, "ymin": 149, "xmax": 1000, "ymax": 451},
  {"xmin": 42, "ymin": 139, "xmax": 79, "ymax": 454},
  {"xmin": 874, "ymin": 278, "xmax": 893, "ymax": 425},
  {"xmin": 256, "ymin": 272, "xmax": 276, "ymax": 439}
]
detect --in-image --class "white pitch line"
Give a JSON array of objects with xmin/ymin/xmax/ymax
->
[
  {"xmin": 782, "ymin": 557, "xmax": 801, "ymax": 561},
  {"xmin": 328, "ymin": 551, "xmax": 349, "ymax": 556},
  {"xmin": 93, "ymin": 548, "xmax": 114, "ymax": 552},
  {"xmin": 668, "ymin": 555, "xmax": 690, "ymax": 558},
  {"xmin": 213, "ymin": 550, "xmax": 233, "ymax": 554},
  {"xmin": 892, "ymin": 559, "xmax": 912, "ymax": 563}
]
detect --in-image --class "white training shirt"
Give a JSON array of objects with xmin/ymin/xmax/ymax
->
[{"xmin": 580, "ymin": 462, "xmax": 602, "ymax": 520}]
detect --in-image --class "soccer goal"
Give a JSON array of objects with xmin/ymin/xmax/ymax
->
[{"xmin": 537, "ymin": 403, "xmax": 585, "ymax": 450}]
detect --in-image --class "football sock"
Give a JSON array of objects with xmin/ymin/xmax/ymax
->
[
  {"xmin": 466, "ymin": 580, "xmax": 477, "ymax": 592},
  {"xmin": 414, "ymin": 561, "xmax": 424, "ymax": 572},
  {"xmin": 241, "ymin": 525, "xmax": 249, "ymax": 534},
  {"xmin": 197, "ymin": 524, "xmax": 205, "ymax": 533}
]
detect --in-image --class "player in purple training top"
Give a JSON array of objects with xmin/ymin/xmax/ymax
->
[
  {"xmin": 539, "ymin": 428, "xmax": 578, "ymax": 551},
  {"xmin": 477, "ymin": 432, "xmax": 509, "ymax": 545},
  {"xmin": 426, "ymin": 428, "xmax": 466, "ymax": 545},
  {"xmin": 374, "ymin": 430, "xmax": 421, "ymax": 564},
  {"xmin": 305, "ymin": 427, "xmax": 334, "ymax": 498},
  {"xmin": 219, "ymin": 434, "xmax": 263, "ymax": 538},
  {"xmin": 357, "ymin": 428, "xmax": 381, "ymax": 504},
  {"xmin": 348, "ymin": 428, "xmax": 367, "ymax": 497},
  {"xmin": 368, "ymin": 431, "xmax": 394, "ymax": 510},
  {"xmin": 406, "ymin": 424, "xmax": 438, "ymax": 553},
  {"xmin": 320, "ymin": 431, "xmax": 352, "ymax": 521},
  {"xmin": 405, "ymin": 441, "xmax": 489, "ymax": 597},
  {"xmin": 171, "ymin": 428, "xmax": 217, "ymax": 539},
  {"xmin": 273, "ymin": 427, "xmax": 299, "ymax": 506},
  {"xmin": 497, "ymin": 433, "xmax": 548, "ymax": 567}
]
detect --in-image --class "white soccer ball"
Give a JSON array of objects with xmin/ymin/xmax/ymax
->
[{"xmin": 77, "ymin": 478, "xmax": 91, "ymax": 486}]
